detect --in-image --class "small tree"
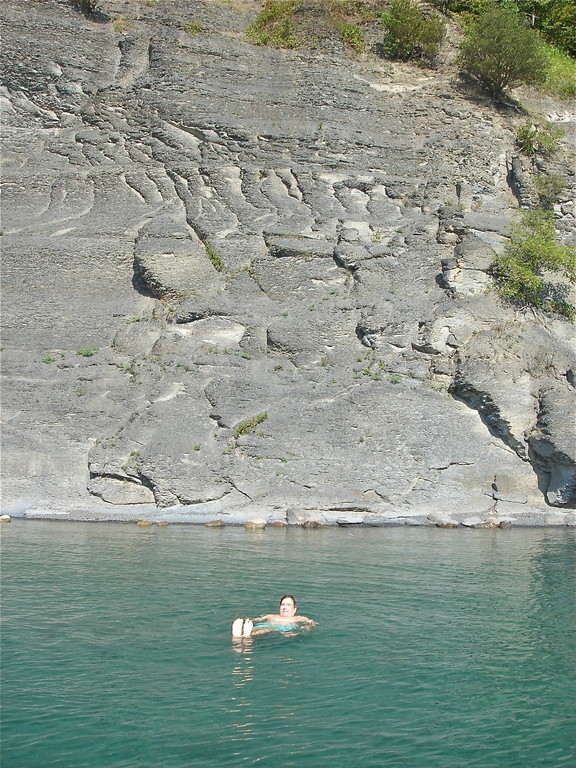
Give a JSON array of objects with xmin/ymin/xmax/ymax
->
[
  {"xmin": 382, "ymin": 0, "xmax": 446, "ymax": 64},
  {"xmin": 459, "ymin": 4, "xmax": 547, "ymax": 98}
]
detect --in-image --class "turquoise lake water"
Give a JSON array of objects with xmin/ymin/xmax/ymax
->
[{"xmin": 1, "ymin": 521, "xmax": 575, "ymax": 768}]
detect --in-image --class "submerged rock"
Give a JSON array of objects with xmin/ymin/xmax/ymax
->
[{"xmin": 244, "ymin": 518, "xmax": 266, "ymax": 530}]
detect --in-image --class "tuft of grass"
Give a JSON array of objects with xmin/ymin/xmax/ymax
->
[
  {"xmin": 76, "ymin": 347, "xmax": 99, "ymax": 357},
  {"xmin": 42, "ymin": 356, "xmax": 57, "ymax": 364},
  {"xmin": 112, "ymin": 15, "xmax": 130, "ymax": 33},
  {"xmin": 204, "ymin": 242, "xmax": 224, "ymax": 272},
  {"xmin": 183, "ymin": 20, "xmax": 204, "ymax": 34},
  {"xmin": 234, "ymin": 412, "xmax": 268, "ymax": 440}
]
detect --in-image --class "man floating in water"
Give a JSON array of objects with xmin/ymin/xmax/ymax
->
[{"xmin": 232, "ymin": 594, "xmax": 317, "ymax": 637}]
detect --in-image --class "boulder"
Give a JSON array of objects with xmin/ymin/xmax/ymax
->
[{"xmin": 244, "ymin": 518, "xmax": 266, "ymax": 530}]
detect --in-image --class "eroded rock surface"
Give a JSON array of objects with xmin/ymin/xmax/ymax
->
[{"xmin": 1, "ymin": 0, "xmax": 575, "ymax": 525}]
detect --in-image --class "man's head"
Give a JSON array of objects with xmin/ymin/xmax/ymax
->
[{"xmin": 279, "ymin": 595, "xmax": 297, "ymax": 617}]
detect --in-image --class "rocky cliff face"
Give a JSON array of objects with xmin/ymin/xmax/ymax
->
[{"xmin": 1, "ymin": 0, "xmax": 575, "ymax": 525}]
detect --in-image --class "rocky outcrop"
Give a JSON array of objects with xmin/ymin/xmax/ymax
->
[{"xmin": 1, "ymin": 0, "xmax": 575, "ymax": 525}]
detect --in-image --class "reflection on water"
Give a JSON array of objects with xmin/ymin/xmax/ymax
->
[
  {"xmin": 1, "ymin": 522, "xmax": 575, "ymax": 768},
  {"xmin": 230, "ymin": 637, "xmax": 303, "ymax": 747},
  {"xmin": 232, "ymin": 638, "xmax": 255, "ymax": 683}
]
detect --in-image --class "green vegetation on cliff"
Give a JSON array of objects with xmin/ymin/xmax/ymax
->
[
  {"xmin": 430, "ymin": 0, "xmax": 575, "ymax": 57},
  {"xmin": 459, "ymin": 4, "xmax": 547, "ymax": 98},
  {"xmin": 492, "ymin": 211, "xmax": 576, "ymax": 320},
  {"xmin": 247, "ymin": 0, "xmax": 302, "ymax": 48},
  {"xmin": 382, "ymin": 0, "xmax": 445, "ymax": 64}
]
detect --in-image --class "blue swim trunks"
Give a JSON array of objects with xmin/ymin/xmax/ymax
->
[{"xmin": 253, "ymin": 622, "xmax": 299, "ymax": 632}]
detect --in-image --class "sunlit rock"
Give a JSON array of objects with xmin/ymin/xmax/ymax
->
[{"xmin": 244, "ymin": 518, "xmax": 266, "ymax": 530}]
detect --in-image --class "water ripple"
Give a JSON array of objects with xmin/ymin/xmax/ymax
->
[{"xmin": 1, "ymin": 523, "xmax": 575, "ymax": 768}]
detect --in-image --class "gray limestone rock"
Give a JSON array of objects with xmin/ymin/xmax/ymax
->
[{"xmin": 1, "ymin": 0, "xmax": 575, "ymax": 524}]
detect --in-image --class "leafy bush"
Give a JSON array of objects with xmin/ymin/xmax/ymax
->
[
  {"xmin": 515, "ymin": 119, "xmax": 564, "ymax": 156},
  {"xmin": 338, "ymin": 22, "xmax": 366, "ymax": 52},
  {"xmin": 429, "ymin": 1, "xmax": 574, "ymax": 57},
  {"xmin": 492, "ymin": 210, "xmax": 576, "ymax": 320},
  {"xmin": 382, "ymin": 0, "xmax": 446, "ymax": 64},
  {"xmin": 534, "ymin": 173, "xmax": 567, "ymax": 209},
  {"xmin": 459, "ymin": 4, "xmax": 547, "ymax": 98},
  {"xmin": 247, "ymin": 0, "xmax": 301, "ymax": 48}
]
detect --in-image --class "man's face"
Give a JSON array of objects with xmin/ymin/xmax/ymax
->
[{"xmin": 279, "ymin": 598, "xmax": 296, "ymax": 617}]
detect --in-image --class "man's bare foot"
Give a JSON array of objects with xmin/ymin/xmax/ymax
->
[
  {"xmin": 242, "ymin": 619, "xmax": 254, "ymax": 637},
  {"xmin": 232, "ymin": 618, "xmax": 244, "ymax": 638}
]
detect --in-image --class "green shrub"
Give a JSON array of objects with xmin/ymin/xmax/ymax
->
[
  {"xmin": 459, "ymin": 4, "xmax": 547, "ymax": 98},
  {"xmin": 382, "ymin": 0, "xmax": 446, "ymax": 63},
  {"xmin": 430, "ymin": 0, "xmax": 575, "ymax": 57},
  {"xmin": 515, "ymin": 119, "xmax": 564, "ymax": 156},
  {"xmin": 247, "ymin": 0, "xmax": 301, "ymax": 48},
  {"xmin": 492, "ymin": 210, "xmax": 576, "ymax": 320},
  {"xmin": 534, "ymin": 173, "xmax": 567, "ymax": 209},
  {"xmin": 339, "ymin": 22, "xmax": 366, "ymax": 52}
]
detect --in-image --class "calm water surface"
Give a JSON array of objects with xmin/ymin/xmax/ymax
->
[{"xmin": 1, "ymin": 521, "xmax": 575, "ymax": 768}]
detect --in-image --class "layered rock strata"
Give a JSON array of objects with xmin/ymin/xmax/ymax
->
[{"xmin": 1, "ymin": 0, "xmax": 575, "ymax": 526}]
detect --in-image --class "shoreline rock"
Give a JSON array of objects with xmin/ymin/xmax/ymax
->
[{"xmin": 2, "ymin": 501, "xmax": 575, "ymax": 528}]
